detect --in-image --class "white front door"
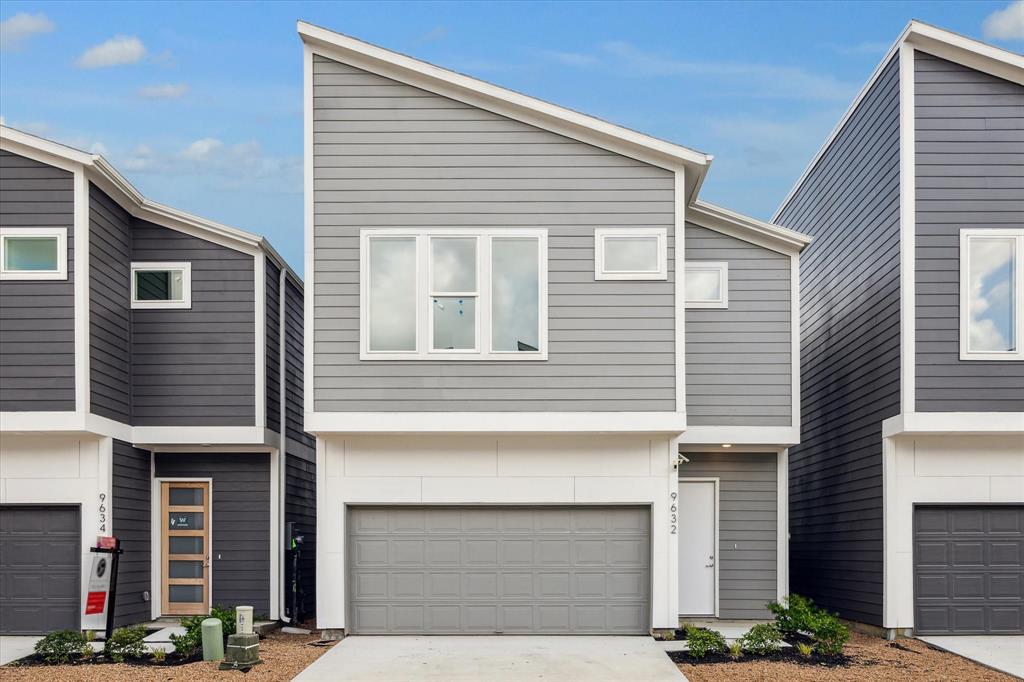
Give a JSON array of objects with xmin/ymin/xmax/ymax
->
[{"xmin": 678, "ymin": 480, "xmax": 716, "ymax": 615}]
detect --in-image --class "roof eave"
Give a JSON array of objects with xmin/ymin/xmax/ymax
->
[{"xmin": 690, "ymin": 200, "xmax": 812, "ymax": 255}]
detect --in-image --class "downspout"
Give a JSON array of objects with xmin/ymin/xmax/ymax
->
[{"xmin": 278, "ymin": 264, "xmax": 289, "ymax": 622}]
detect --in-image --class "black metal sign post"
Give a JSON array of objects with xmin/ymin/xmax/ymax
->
[{"xmin": 88, "ymin": 538, "xmax": 123, "ymax": 641}]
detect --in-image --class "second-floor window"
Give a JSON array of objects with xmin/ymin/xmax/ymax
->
[
  {"xmin": 131, "ymin": 262, "xmax": 192, "ymax": 309},
  {"xmin": 685, "ymin": 261, "xmax": 729, "ymax": 309},
  {"xmin": 360, "ymin": 229, "xmax": 548, "ymax": 360},
  {"xmin": 960, "ymin": 229, "xmax": 1023, "ymax": 361},
  {"xmin": 0, "ymin": 227, "xmax": 67, "ymax": 280}
]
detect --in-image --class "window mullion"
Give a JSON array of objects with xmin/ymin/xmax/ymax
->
[{"xmin": 481, "ymin": 235, "xmax": 492, "ymax": 356}]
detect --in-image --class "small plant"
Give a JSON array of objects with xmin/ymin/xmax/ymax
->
[
  {"xmin": 809, "ymin": 611, "xmax": 849, "ymax": 656},
  {"xmin": 796, "ymin": 641, "xmax": 815, "ymax": 658},
  {"xmin": 33, "ymin": 630, "xmax": 89, "ymax": 665},
  {"xmin": 727, "ymin": 641, "xmax": 743, "ymax": 660},
  {"xmin": 83, "ymin": 630, "xmax": 95, "ymax": 642},
  {"xmin": 685, "ymin": 626, "xmax": 727, "ymax": 659},
  {"xmin": 152, "ymin": 648, "xmax": 167, "ymax": 663},
  {"xmin": 104, "ymin": 625, "xmax": 148, "ymax": 663},
  {"xmin": 767, "ymin": 594, "xmax": 819, "ymax": 636},
  {"xmin": 210, "ymin": 604, "xmax": 238, "ymax": 637},
  {"xmin": 739, "ymin": 622, "xmax": 783, "ymax": 655},
  {"xmin": 170, "ymin": 617, "xmax": 204, "ymax": 659},
  {"xmin": 661, "ymin": 629, "xmax": 676, "ymax": 641}
]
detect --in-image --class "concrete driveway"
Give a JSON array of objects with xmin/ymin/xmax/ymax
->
[
  {"xmin": 0, "ymin": 636, "xmax": 39, "ymax": 666},
  {"xmin": 293, "ymin": 636, "xmax": 685, "ymax": 681},
  {"xmin": 918, "ymin": 636, "xmax": 1024, "ymax": 679}
]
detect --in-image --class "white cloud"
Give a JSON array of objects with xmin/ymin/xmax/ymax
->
[
  {"xmin": 983, "ymin": 0, "xmax": 1024, "ymax": 40},
  {"xmin": 138, "ymin": 83, "xmax": 188, "ymax": 99},
  {"xmin": 967, "ymin": 238, "xmax": 1015, "ymax": 351},
  {"xmin": 533, "ymin": 49, "xmax": 598, "ymax": 67},
  {"xmin": 76, "ymin": 35, "xmax": 147, "ymax": 68},
  {"xmin": 0, "ymin": 12, "xmax": 54, "ymax": 52},
  {"xmin": 180, "ymin": 137, "xmax": 224, "ymax": 161},
  {"xmin": 122, "ymin": 144, "xmax": 156, "ymax": 171}
]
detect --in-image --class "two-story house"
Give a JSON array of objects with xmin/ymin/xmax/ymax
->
[
  {"xmin": 775, "ymin": 23, "xmax": 1023, "ymax": 637},
  {"xmin": 299, "ymin": 21, "xmax": 809, "ymax": 636},
  {"xmin": 0, "ymin": 127, "xmax": 315, "ymax": 634}
]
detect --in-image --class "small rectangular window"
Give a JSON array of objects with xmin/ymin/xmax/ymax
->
[
  {"xmin": 0, "ymin": 227, "xmax": 67, "ymax": 280},
  {"xmin": 492, "ymin": 237, "xmax": 540, "ymax": 352},
  {"xmin": 594, "ymin": 228, "xmax": 667, "ymax": 280},
  {"xmin": 430, "ymin": 237, "xmax": 479, "ymax": 352},
  {"xmin": 368, "ymin": 237, "xmax": 417, "ymax": 352},
  {"xmin": 960, "ymin": 229, "xmax": 1023, "ymax": 360},
  {"xmin": 685, "ymin": 261, "xmax": 728, "ymax": 309},
  {"xmin": 131, "ymin": 262, "xmax": 191, "ymax": 309}
]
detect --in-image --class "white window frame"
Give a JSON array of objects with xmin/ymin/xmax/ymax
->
[
  {"xmin": 959, "ymin": 229, "xmax": 1023, "ymax": 361},
  {"xmin": 360, "ymin": 228, "xmax": 548, "ymax": 361},
  {"xmin": 594, "ymin": 227, "xmax": 667, "ymax": 280},
  {"xmin": 685, "ymin": 261, "xmax": 729, "ymax": 309},
  {"xmin": 0, "ymin": 227, "xmax": 68, "ymax": 280},
  {"xmin": 131, "ymin": 261, "xmax": 192, "ymax": 310}
]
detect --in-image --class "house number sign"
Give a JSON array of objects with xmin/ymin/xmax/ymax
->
[
  {"xmin": 98, "ymin": 493, "xmax": 107, "ymax": 533},
  {"xmin": 670, "ymin": 490, "xmax": 678, "ymax": 534}
]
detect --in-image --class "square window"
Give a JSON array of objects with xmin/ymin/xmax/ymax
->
[
  {"xmin": 131, "ymin": 262, "xmax": 191, "ymax": 309},
  {"xmin": 594, "ymin": 228, "xmax": 667, "ymax": 280},
  {"xmin": 0, "ymin": 228, "xmax": 67, "ymax": 280},
  {"xmin": 685, "ymin": 261, "xmax": 728, "ymax": 308},
  {"xmin": 960, "ymin": 230, "xmax": 1023, "ymax": 360}
]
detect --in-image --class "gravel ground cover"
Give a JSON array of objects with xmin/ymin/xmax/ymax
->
[
  {"xmin": 2, "ymin": 631, "xmax": 335, "ymax": 682},
  {"xmin": 673, "ymin": 631, "xmax": 1017, "ymax": 682}
]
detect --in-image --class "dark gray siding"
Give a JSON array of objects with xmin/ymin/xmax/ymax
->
[
  {"xmin": 266, "ymin": 259, "xmax": 281, "ymax": 433},
  {"xmin": 775, "ymin": 53, "xmax": 902, "ymax": 626},
  {"xmin": 90, "ymin": 185, "xmax": 132, "ymax": 422},
  {"xmin": 284, "ymin": 454, "xmax": 316, "ymax": 619},
  {"xmin": 685, "ymin": 224, "xmax": 792, "ymax": 426},
  {"xmin": 154, "ymin": 452, "xmax": 270, "ymax": 613},
  {"xmin": 0, "ymin": 150, "xmax": 75, "ymax": 411},
  {"xmin": 131, "ymin": 219, "xmax": 256, "ymax": 426},
  {"xmin": 312, "ymin": 54, "xmax": 676, "ymax": 412},
  {"xmin": 284, "ymin": 274, "xmax": 314, "ymax": 454},
  {"xmin": 914, "ymin": 52, "xmax": 1024, "ymax": 412},
  {"xmin": 112, "ymin": 440, "xmax": 151, "ymax": 626},
  {"xmin": 679, "ymin": 452, "xmax": 778, "ymax": 619}
]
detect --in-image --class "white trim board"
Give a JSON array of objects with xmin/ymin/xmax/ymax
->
[
  {"xmin": 882, "ymin": 412, "xmax": 1024, "ymax": 438},
  {"xmin": 899, "ymin": 43, "xmax": 917, "ymax": 416},
  {"xmin": 675, "ymin": 172, "xmax": 687, "ymax": 415},
  {"xmin": 677, "ymin": 425, "xmax": 800, "ymax": 447},
  {"xmin": 307, "ymin": 411, "xmax": 686, "ymax": 434},
  {"xmin": 690, "ymin": 201, "xmax": 810, "ymax": 256}
]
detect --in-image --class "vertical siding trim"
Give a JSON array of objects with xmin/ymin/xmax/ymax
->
[
  {"xmin": 675, "ymin": 170, "xmax": 686, "ymax": 415},
  {"xmin": 790, "ymin": 254, "xmax": 801, "ymax": 432},
  {"xmin": 74, "ymin": 167, "xmax": 90, "ymax": 415},
  {"xmin": 303, "ymin": 44, "xmax": 315, "ymax": 419},
  {"xmin": 777, "ymin": 448, "xmax": 789, "ymax": 600},
  {"xmin": 269, "ymin": 447, "xmax": 280, "ymax": 620},
  {"xmin": 255, "ymin": 251, "xmax": 266, "ymax": 428},
  {"xmin": 277, "ymin": 265, "xmax": 288, "ymax": 620},
  {"xmin": 899, "ymin": 44, "xmax": 916, "ymax": 416}
]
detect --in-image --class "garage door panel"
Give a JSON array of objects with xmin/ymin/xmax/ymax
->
[
  {"xmin": 990, "ymin": 509, "xmax": 1023, "ymax": 533},
  {"xmin": 990, "ymin": 541, "xmax": 1022, "ymax": 565},
  {"xmin": 991, "ymin": 608, "xmax": 1022, "ymax": 633},
  {"xmin": 991, "ymin": 573, "xmax": 1021, "ymax": 598}
]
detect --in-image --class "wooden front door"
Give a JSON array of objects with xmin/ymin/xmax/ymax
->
[{"xmin": 161, "ymin": 481, "xmax": 210, "ymax": 615}]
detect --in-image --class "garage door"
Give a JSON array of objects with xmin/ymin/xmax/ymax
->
[
  {"xmin": 0, "ymin": 506, "xmax": 81, "ymax": 634},
  {"xmin": 914, "ymin": 505, "xmax": 1023, "ymax": 634},
  {"xmin": 348, "ymin": 506, "xmax": 650, "ymax": 634}
]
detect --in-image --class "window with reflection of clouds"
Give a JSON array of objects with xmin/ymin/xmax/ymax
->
[
  {"xmin": 492, "ymin": 237, "xmax": 539, "ymax": 352},
  {"xmin": 967, "ymin": 237, "xmax": 1015, "ymax": 353},
  {"xmin": 368, "ymin": 237, "xmax": 417, "ymax": 352}
]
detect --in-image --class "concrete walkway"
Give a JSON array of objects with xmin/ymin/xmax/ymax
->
[
  {"xmin": 294, "ymin": 636, "xmax": 685, "ymax": 681},
  {"xmin": 918, "ymin": 636, "xmax": 1023, "ymax": 679},
  {"xmin": 0, "ymin": 636, "xmax": 39, "ymax": 666}
]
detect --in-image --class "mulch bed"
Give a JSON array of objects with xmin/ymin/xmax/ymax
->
[{"xmin": 672, "ymin": 631, "xmax": 1018, "ymax": 682}]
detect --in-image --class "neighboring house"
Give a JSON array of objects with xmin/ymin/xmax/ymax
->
[
  {"xmin": 299, "ymin": 21, "xmax": 809, "ymax": 636},
  {"xmin": 775, "ymin": 23, "xmax": 1023, "ymax": 637},
  {"xmin": 0, "ymin": 126, "xmax": 315, "ymax": 635}
]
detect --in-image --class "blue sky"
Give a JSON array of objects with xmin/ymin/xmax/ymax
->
[{"xmin": 2, "ymin": 1, "xmax": 1021, "ymax": 275}]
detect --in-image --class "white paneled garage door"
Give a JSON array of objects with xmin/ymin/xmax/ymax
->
[{"xmin": 347, "ymin": 506, "xmax": 651, "ymax": 634}]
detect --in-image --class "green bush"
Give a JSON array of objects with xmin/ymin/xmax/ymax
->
[
  {"xmin": 209, "ymin": 604, "xmax": 237, "ymax": 637},
  {"xmin": 809, "ymin": 611, "xmax": 849, "ymax": 656},
  {"xmin": 104, "ymin": 625, "xmax": 148, "ymax": 663},
  {"xmin": 152, "ymin": 648, "xmax": 167, "ymax": 663},
  {"xmin": 727, "ymin": 641, "xmax": 743, "ymax": 660},
  {"xmin": 170, "ymin": 616, "xmax": 204, "ymax": 658},
  {"xmin": 766, "ymin": 594, "xmax": 818, "ymax": 635},
  {"xmin": 685, "ymin": 626, "xmax": 727, "ymax": 659},
  {"xmin": 33, "ymin": 630, "xmax": 90, "ymax": 665},
  {"xmin": 767, "ymin": 594, "xmax": 849, "ymax": 657},
  {"xmin": 739, "ymin": 622, "xmax": 782, "ymax": 655}
]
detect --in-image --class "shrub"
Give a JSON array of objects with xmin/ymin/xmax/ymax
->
[
  {"xmin": 661, "ymin": 629, "xmax": 675, "ymax": 641},
  {"xmin": 727, "ymin": 641, "xmax": 743, "ymax": 660},
  {"xmin": 33, "ymin": 630, "xmax": 89, "ymax": 665},
  {"xmin": 685, "ymin": 626, "xmax": 727, "ymax": 659},
  {"xmin": 104, "ymin": 625, "xmax": 148, "ymax": 663},
  {"xmin": 210, "ymin": 605, "xmax": 237, "ymax": 637},
  {"xmin": 809, "ymin": 611, "xmax": 849, "ymax": 656},
  {"xmin": 170, "ymin": 616, "xmax": 204, "ymax": 659},
  {"xmin": 768, "ymin": 594, "xmax": 850, "ymax": 657},
  {"xmin": 767, "ymin": 594, "xmax": 818, "ymax": 636},
  {"xmin": 152, "ymin": 648, "xmax": 167, "ymax": 663},
  {"xmin": 739, "ymin": 622, "xmax": 783, "ymax": 655},
  {"xmin": 796, "ymin": 642, "xmax": 814, "ymax": 658}
]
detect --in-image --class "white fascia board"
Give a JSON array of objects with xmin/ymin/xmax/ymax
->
[
  {"xmin": 899, "ymin": 44, "xmax": 917, "ymax": 415},
  {"xmin": 689, "ymin": 201, "xmax": 811, "ymax": 255},
  {"xmin": 297, "ymin": 21, "xmax": 712, "ymax": 201},
  {"xmin": 132, "ymin": 426, "xmax": 278, "ymax": 448},
  {"xmin": 306, "ymin": 412, "xmax": 687, "ymax": 434},
  {"xmin": 882, "ymin": 412, "xmax": 1024, "ymax": 438},
  {"xmin": 677, "ymin": 425, "xmax": 800, "ymax": 447},
  {"xmin": 0, "ymin": 126, "xmax": 93, "ymax": 168},
  {"xmin": 303, "ymin": 42, "xmax": 315, "ymax": 420}
]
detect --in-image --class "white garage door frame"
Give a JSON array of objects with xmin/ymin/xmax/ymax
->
[{"xmin": 344, "ymin": 503, "xmax": 655, "ymax": 635}]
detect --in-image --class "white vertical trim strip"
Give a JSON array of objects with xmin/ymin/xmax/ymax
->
[
  {"xmin": 255, "ymin": 251, "xmax": 266, "ymax": 428},
  {"xmin": 777, "ymin": 448, "xmax": 789, "ymax": 600},
  {"xmin": 675, "ymin": 169, "xmax": 687, "ymax": 414},
  {"xmin": 269, "ymin": 447, "xmax": 280, "ymax": 620},
  {"xmin": 150, "ymin": 453, "xmax": 160, "ymax": 619},
  {"xmin": 73, "ymin": 167, "xmax": 90, "ymax": 416},
  {"xmin": 790, "ymin": 253, "xmax": 801, "ymax": 435},
  {"xmin": 314, "ymin": 437, "xmax": 327, "ymax": 624},
  {"xmin": 278, "ymin": 267, "xmax": 289, "ymax": 621},
  {"xmin": 899, "ymin": 44, "xmax": 917, "ymax": 416},
  {"xmin": 303, "ymin": 44, "xmax": 315, "ymax": 421}
]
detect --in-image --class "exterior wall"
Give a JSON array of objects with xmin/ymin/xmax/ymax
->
[
  {"xmin": 684, "ymin": 224, "xmax": 792, "ymax": 427},
  {"xmin": 316, "ymin": 434, "xmax": 677, "ymax": 630},
  {"xmin": 154, "ymin": 452, "xmax": 270, "ymax": 613},
  {"xmin": 285, "ymin": 454, "xmax": 316, "ymax": 619},
  {"xmin": 0, "ymin": 434, "xmax": 112, "ymax": 630},
  {"xmin": 90, "ymin": 184, "xmax": 132, "ymax": 423},
  {"xmin": 284, "ymin": 275, "xmax": 312, "ymax": 452},
  {"xmin": 678, "ymin": 452, "xmax": 779, "ymax": 619},
  {"xmin": 775, "ymin": 53, "xmax": 902, "ymax": 626},
  {"xmin": 0, "ymin": 150, "xmax": 76, "ymax": 412},
  {"xmin": 111, "ymin": 439, "xmax": 151, "ymax": 626},
  {"xmin": 131, "ymin": 219, "xmax": 256, "ymax": 426},
  {"xmin": 883, "ymin": 434, "xmax": 1023, "ymax": 630},
  {"xmin": 266, "ymin": 259, "xmax": 282, "ymax": 433},
  {"xmin": 914, "ymin": 52, "xmax": 1024, "ymax": 412},
  {"xmin": 311, "ymin": 53, "xmax": 676, "ymax": 413}
]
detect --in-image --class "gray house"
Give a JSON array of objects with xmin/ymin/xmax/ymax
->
[
  {"xmin": 299, "ymin": 21, "xmax": 810, "ymax": 636},
  {"xmin": 0, "ymin": 126, "xmax": 314, "ymax": 634},
  {"xmin": 775, "ymin": 22, "xmax": 1023, "ymax": 637}
]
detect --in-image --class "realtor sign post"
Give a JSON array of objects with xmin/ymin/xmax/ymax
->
[{"xmin": 85, "ymin": 536, "xmax": 122, "ymax": 640}]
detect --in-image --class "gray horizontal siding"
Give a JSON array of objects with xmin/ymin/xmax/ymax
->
[
  {"xmin": 914, "ymin": 51, "xmax": 1024, "ymax": 412},
  {"xmin": 285, "ymin": 454, "xmax": 316, "ymax": 619},
  {"xmin": 154, "ymin": 452, "xmax": 270, "ymax": 613},
  {"xmin": 130, "ymin": 219, "xmax": 256, "ymax": 425},
  {"xmin": 284, "ymin": 274, "xmax": 314, "ymax": 452},
  {"xmin": 266, "ymin": 259, "xmax": 281, "ymax": 433},
  {"xmin": 90, "ymin": 185, "xmax": 132, "ymax": 422},
  {"xmin": 679, "ymin": 452, "xmax": 778, "ymax": 619},
  {"xmin": 312, "ymin": 54, "xmax": 675, "ymax": 412},
  {"xmin": 112, "ymin": 440, "xmax": 151, "ymax": 626},
  {"xmin": 774, "ymin": 53, "xmax": 902, "ymax": 626},
  {"xmin": 685, "ymin": 224, "xmax": 792, "ymax": 426},
  {"xmin": 0, "ymin": 150, "xmax": 75, "ymax": 411}
]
